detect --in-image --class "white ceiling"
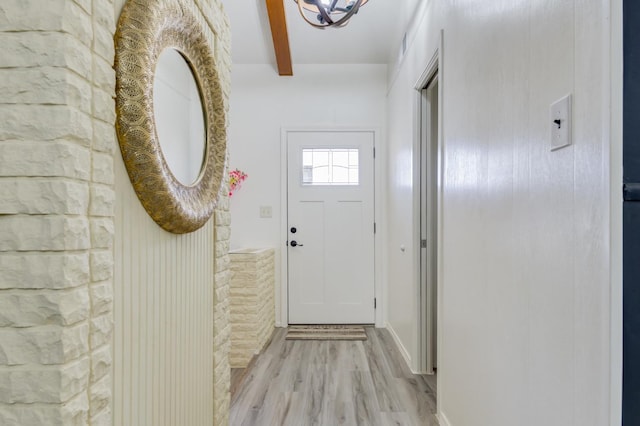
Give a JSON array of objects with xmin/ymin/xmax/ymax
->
[{"xmin": 220, "ymin": 0, "xmax": 407, "ymax": 67}]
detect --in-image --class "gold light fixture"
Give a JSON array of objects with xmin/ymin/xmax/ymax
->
[{"xmin": 294, "ymin": 0, "xmax": 369, "ymax": 29}]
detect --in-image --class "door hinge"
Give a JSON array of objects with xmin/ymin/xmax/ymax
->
[
  {"xmin": 624, "ymin": 183, "xmax": 640, "ymax": 201},
  {"xmin": 374, "ymin": 222, "xmax": 377, "ymax": 234},
  {"xmin": 421, "ymin": 239, "xmax": 427, "ymax": 248},
  {"xmin": 374, "ymin": 298, "xmax": 377, "ymax": 309},
  {"xmin": 373, "ymin": 147, "xmax": 376, "ymax": 158}
]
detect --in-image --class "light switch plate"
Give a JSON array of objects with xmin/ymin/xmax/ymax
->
[
  {"xmin": 550, "ymin": 94, "xmax": 572, "ymax": 151},
  {"xmin": 259, "ymin": 206, "xmax": 272, "ymax": 218}
]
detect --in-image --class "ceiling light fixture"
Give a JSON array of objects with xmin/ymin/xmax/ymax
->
[{"xmin": 294, "ymin": 0, "xmax": 369, "ymax": 29}]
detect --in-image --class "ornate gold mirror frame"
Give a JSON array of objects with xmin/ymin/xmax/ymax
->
[{"xmin": 114, "ymin": 0, "xmax": 226, "ymax": 234}]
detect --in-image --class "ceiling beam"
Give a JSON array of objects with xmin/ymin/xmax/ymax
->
[{"xmin": 265, "ymin": 0, "xmax": 293, "ymax": 76}]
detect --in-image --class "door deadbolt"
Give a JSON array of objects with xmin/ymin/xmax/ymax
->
[{"xmin": 290, "ymin": 227, "xmax": 297, "ymax": 233}]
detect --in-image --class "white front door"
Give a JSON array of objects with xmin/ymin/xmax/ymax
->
[{"xmin": 287, "ymin": 130, "xmax": 375, "ymax": 324}]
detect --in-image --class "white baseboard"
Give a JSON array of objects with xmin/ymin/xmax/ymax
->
[
  {"xmin": 385, "ymin": 322, "xmax": 414, "ymax": 373},
  {"xmin": 437, "ymin": 411, "xmax": 452, "ymax": 426}
]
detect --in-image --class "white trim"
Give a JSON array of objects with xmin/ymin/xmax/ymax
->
[
  {"xmin": 412, "ymin": 74, "xmax": 422, "ymax": 371},
  {"xmin": 278, "ymin": 128, "xmax": 289, "ymax": 327},
  {"xmin": 435, "ymin": 29, "xmax": 446, "ymax": 423},
  {"xmin": 414, "ymin": 43, "xmax": 440, "ymax": 377},
  {"xmin": 386, "ymin": 322, "xmax": 414, "ymax": 373},
  {"xmin": 280, "ymin": 126, "xmax": 384, "ymax": 328},
  {"xmin": 414, "ymin": 48, "xmax": 440, "ymax": 90},
  {"xmin": 437, "ymin": 411, "xmax": 453, "ymax": 426},
  {"xmin": 609, "ymin": 0, "xmax": 623, "ymax": 424}
]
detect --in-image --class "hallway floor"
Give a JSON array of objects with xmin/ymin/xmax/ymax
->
[{"xmin": 230, "ymin": 327, "xmax": 438, "ymax": 425}]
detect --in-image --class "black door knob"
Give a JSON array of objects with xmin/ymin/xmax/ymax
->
[{"xmin": 290, "ymin": 240, "xmax": 303, "ymax": 247}]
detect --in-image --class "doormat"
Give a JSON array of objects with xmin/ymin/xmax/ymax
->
[{"xmin": 285, "ymin": 325, "xmax": 368, "ymax": 341}]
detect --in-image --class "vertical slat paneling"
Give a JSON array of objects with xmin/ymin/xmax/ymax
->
[{"xmin": 114, "ymin": 151, "xmax": 215, "ymax": 425}]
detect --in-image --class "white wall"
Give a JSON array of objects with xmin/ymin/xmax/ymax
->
[
  {"xmin": 227, "ymin": 64, "xmax": 387, "ymax": 326},
  {"xmin": 386, "ymin": 1, "xmax": 613, "ymax": 426}
]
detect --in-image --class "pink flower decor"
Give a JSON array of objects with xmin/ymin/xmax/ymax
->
[{"xmin": 229, "ymin": 168, "xmax": 248, "ymax": 196}]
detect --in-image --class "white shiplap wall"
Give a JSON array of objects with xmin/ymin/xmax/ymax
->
[{"xmin": 113, "ymin": 154, "xmax": 215, "ymax": 425}]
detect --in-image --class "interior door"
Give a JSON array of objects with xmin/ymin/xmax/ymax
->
[
  {"xmin": 623, "ymin": 1, "xmax": 640, "ymax": 423},
  {"xmin": 287, "ymin": 130, "xmax": 375, "ymax": 324}
]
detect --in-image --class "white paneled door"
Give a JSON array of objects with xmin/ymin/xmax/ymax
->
[{"xmin": 287, "ymin": 131, "xmax": 375, "ymax": 324}]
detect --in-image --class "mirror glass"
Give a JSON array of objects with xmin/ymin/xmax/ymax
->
[{"xmin": 153, "ymin": 48, "xmax": 206, "ymax": 185}]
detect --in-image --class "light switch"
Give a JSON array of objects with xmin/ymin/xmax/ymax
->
[
  {"xmin": 259, "ymin": 206, "xmax": 272, "ymax": 218},
  {"xmin": 550, "ymin": 94, "xmax": 572, "ymax": 151}
]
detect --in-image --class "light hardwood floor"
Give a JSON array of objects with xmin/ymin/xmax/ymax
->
[{"xmin": 230, "ymin": 327, "xmax": 438, "ymax": 426}]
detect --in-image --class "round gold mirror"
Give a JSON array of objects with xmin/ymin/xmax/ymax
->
[{"xmin": 114, "ymin": 0, "xmax": 226, "ymax": 234}]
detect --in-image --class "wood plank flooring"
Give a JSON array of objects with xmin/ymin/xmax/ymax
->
[{"xmin": 230, "ymin": 327, "xmax": 438, "ymax": 426}]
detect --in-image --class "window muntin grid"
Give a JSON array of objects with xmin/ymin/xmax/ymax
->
[{"xmin": 302, "ymin": 148, "xmax": 359, "ymax": 186}]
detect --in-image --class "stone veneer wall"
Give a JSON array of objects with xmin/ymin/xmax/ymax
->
[
  {"xmin": 0, "ymin": 0, "xmax": 232, "ymax": 424},
  {"xmin": 229, "ymin": 248, "xmax": 276, "ymax": 368},
  {"xmin": 0, "ymin": 0, "xmax": 116, "ymax": 423}
]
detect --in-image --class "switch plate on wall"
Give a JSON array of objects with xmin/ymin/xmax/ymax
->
[
  {"xmin": 550, "ymin": 94, "xmax": 572, "ymax": 151},
  {"xmin": 259, "ymin": 206, "xmax": 272, "ymax": 218}
]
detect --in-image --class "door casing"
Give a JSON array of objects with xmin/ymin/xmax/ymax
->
[{"xmin": 411, "ymin": 32, "xmax": 444, "ymax": 422}]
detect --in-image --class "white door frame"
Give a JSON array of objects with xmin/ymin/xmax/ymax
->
[
  {"xmin": 280, "ymin": 127, "xmax": 384, "ymax": 328},
  {"xmin": 413, "ymin": 29, "xmax": 444, "ymax": 408},
  {"xmin": 417, "ymin": 75, "xmax": 439, "ymax": 376}
]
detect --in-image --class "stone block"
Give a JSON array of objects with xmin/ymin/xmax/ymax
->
[
  {"xmin": 90, "ymin": 218, "xmax": 114, "ymax": 249},
  {"xmin": 215, "ymin": 240, "xmax": 230, "ymax": 256},
  {"xmin": 90, "ymin": 281, "xmax": 113, "ymax": 316},
  {"xmin": 92, "ymin": 55, "xmax": 116, "ymax": 96},
  {"xmin": 0, "ymin": 392, "xmax": 88, "ymax": 426},
  {"xmin": 92, "ymin": 0, "xmax": 115, "ymax": 29},
  {"xmin": 92, "ymin": 152, "xmax": 114, "ymax": 185},
  {"xmin": 89, "ymin": 375, "xmax": 110, "ymax": 418},
  {"xmin": 89, "ymin": 184, "xmax": 115, "ymax": 217},
  {"xmin": 92, "ymin": 87, "xmax": 115, "ymax": 124},
  {"xmin": 0, "ymin": 0, "xmax": 92, "ymax": 46},
  {"xmin": 92, "ymin": 21, "xmax": 114, "ymax": 62},
  {"xmin": 0, "ymin": 323, "xmax": 89, "ymax": 366},
  {"xmin": 93, "ymin": 119, "xmax": 117, "ymax": 154},
  {"xmin": 89, "ymin": 406, "xmax": 111, "ymax": 426},
  {"xmin": 0, "ymin": 67, "xmax": 91, "ymax": 111},
  {"xmin": 0, "ymin": 32, "xmax": 91, "ymax": 78},
  {"xmin": 0, "ymin": 105, "xmax": 92, "ymax": 146},
  {"xmin": 215, "ymin": 255, "xmax": 230, "ymax": 273},
  {"xmin": 0, "ymin": 357, "xmax": 89, "ymax": 404},
  {"xmin": 0, "ymin": 287, "xmax": 89, "ymax": 327},
  {"xmin": 73, "ymin": 0, "xmax": 91, "ymax": 13},
  {"xmin": 90, "ymin": 250, "xmax": 113, "ymax": 282},
  {"xmin": 0, "ymin": 141, "xmax": 91, "ymax": 180},
  {"xmin": 214, "ymin": 209, "xmax": 231, "ymax": 226},
  {"xmin": 0, "ymin": 216, "xmax": 89, "ymax": 252},
  {"xmin": 215, "ymin": 225, "xmax": 230, "ymax": 242},
  {"xmin": 0, "ymin": 179, "xmax": 88, "ymax": 215},
  {"xmin": 0, "ymin": 252, "xmax": 90, "ymax": 290},
  {"xmin": 90, "ymin": 314, "xmax": 112, "ymax": 349},
  {"xmin": 89, "ymin": 345, "xmax": 111, "ymax": 383}
]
